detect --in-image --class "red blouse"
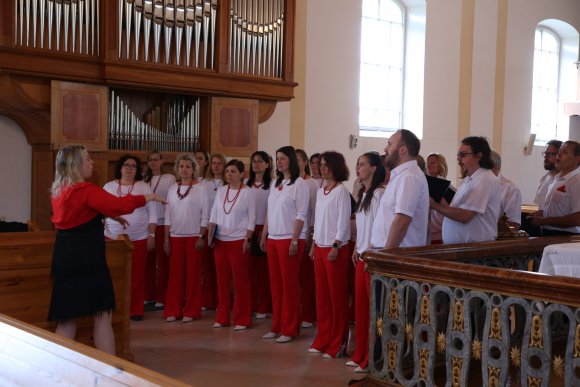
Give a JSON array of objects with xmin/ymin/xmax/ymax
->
[{"xmin": 51, "ymin": 182, "xmax": 147, "ymax": 230}]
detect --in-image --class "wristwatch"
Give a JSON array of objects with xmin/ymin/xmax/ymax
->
[
  {"xmin": 200, "ymin": 234, "xmax": 206, "ymax": 240},
  {"xmin": 332, "ymin": 242, "xmax": 339, "ymax": 248},
  {"xmin": 290, "ymin": 240, "xmax": 298, "ymax": 246},
  {"xmin": 148, "ymin": 233, "xmax": 155, "ymax": 238}
]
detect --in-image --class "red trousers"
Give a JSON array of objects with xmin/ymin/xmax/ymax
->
[
  {"xmin": 347, "ymin": 240, "xmax": 356, "ymax": 321},
  {"xmin": 201, "ymin": 242, "xmax": 218, "ymax": 310},
  {"xmin": 213, "ymin": 239, "xmax": 252, "ymax": 327},
  {"xmin": 130, "ymin": 239, "xmax": 148, "ymax": 317},
  {"xmin": 163, "ymin": 236, "xmax": 203, "ymax": 319},
  {"xmin": 351, "ymin": 259, "xmax": 370, "ymax": 368},
  {"xmin": 310, "ymin": 245, "xmax": 350, "ymax": 357},
  {"xmin": 250, "ymin": 225, "xmax": 271, "ymax": 314},
  {"xmin": 144, "ymin": 227, "xmax": 169, "ymax": 303},
  {"xmin": 299, "ymin": 240, "xmax": 316, "ymax": 323},
  {"xmin": 267, "ymin": 238, "xmax": 305, "ymax": 337}
]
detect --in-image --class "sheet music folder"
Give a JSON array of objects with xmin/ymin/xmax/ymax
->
[{"xmin": 426, "ymin": 175, "xmax": 453, "ymax": 203}]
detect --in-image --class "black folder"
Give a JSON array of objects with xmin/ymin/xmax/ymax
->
[{"xmin": 426, "ymin": 175, "xmax": 452, "ymax": 203}]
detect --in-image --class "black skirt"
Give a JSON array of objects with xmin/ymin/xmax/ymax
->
[{"xmin": 48, "ymin": 215, "xmax": 116, "ymax": 321}]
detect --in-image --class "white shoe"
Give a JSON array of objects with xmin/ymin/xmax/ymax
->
[
  {"xmin": 355, "ymin": 366, "xmax": 369, "ymax": 373},
  {"xmin": 308, "ymin": 348, "xmax": 321, "ymax": 354},
  {"xmin": 233, "ymin": 325, "xmax": 248, "ymax": 331},
  {"xmin": 276, "ymin": 335, "xmax": 293, "ymax": 343},
  {"xmin": 182, "ymin": 317, "xmax": 194, "ymax": 323},
  {"xmin": 255, "ymin": 313, "xmax": 267, "ymax": 319},
  {"xmin": 346, "ymin": 360, "xmax": 358, "ymax": 367},
  {"xmin": 201, "ymin": 307, "xmax": 207, "ymax": 311},
  {"xmin": 323, "ymin": 353, "xmax": 333, "ymax": 359},
  {"xmin": 301, "ymin": 321, "xmax": 314, "ymax": 328},
  {"xmin": 154, "ymin": 302, "xmax": 164, "ymax": 308},
  {"xmin": 262, "ymin": 331, "xmax": 278, "ymax": 339},
  {"xmin": 213, "ymin": 322, "xmax": 224, "ymax": 328},
  {"xmin": 165, "ymin": 316, "xmax": 177, "ymax": 322}
]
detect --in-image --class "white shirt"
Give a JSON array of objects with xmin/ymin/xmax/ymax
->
[
  {"xmin": 266, "ymin": 177, "xmax": 310, "ymax": 240},
  {"xmin": 248, "ymin": 182, "xmax": 269, "ymax": 226},
  {"xmin": 543, "ymin": 167, "xmax": 580, "ymax": 234},
  {"xmin": 147, "ymin": 174, "xmax": 176, "ymax": 224},
  {"xmin": 355, "ymin": 188, "xmax": 385, "ymax": 254},
  {"xmin": 103, "ymin": 180, "xmax": 157, "ymax": 241},
  {"xmin": 209, "ymin": 185, "xmax": 256, "ymax": 241},
  {"xmin": 164, "ymin": 182, "xmax": 209, "ymax": 237},
  {"xmin": 313, "ymin": 183, "xmax": 351, "ymax": 247},
  {"xmin": 442, "ymin": 168, "xmax": 501, "ymax": 244},
  {"xmin": 534, "ymin": 172, "xmax": 557, "ymax": 210},
  {"xmin": 370, "ymin": 160, "xmax": 429, "ymax": 248},
  {"xmin": 304, "ymin": 177, "xmax": 319, "ymax": 230},
  {"xmin": 201, "ymin": 178, "xmax": 224, "ymax": 208},
  {"xmin": 498, "ymin": 174, "xmax": 522, "ymax": 226}
]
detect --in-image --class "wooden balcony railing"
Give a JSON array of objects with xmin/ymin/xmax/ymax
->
[{"xmin": 361, "ymin": 236, "xmax": 580, "ymax": 387}]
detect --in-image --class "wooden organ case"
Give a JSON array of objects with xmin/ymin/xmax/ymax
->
[{"xmin": 0, "ymin": 0, "xmax": 296, "ymax": 230}]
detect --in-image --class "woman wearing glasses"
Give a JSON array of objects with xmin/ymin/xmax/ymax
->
[
  {"xmin": 104, "ymin": 154, "xmax": 158, "ymax": 321},
  {"xmin": 143, "ymin": 150, "xmax": 176, "ymax": 309}
]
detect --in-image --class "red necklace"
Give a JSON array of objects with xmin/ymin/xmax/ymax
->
[
  {"xmin": 177, "ymin": 181, "xmax": 194, "ymax": 200},
  {"xmin": 319, "ymin": 178, "xmax": 325, "ymax": 188},
  {"xmin": 117, "ymin": 180, "xmax": 136, "ymax": 197},
  {"xmin": 277, "ymin": 178, "xmax": 289, "ymax": 191},
  {"xmin": 324, "ymin": 182, "xmax": 338, "ymax": 196},
  {"xmin": 150, "ymin": 174, "xmax": 161, "ymax": 193},
  {"xmin": 223, "ymin": 184, "xmax": 242, "ymax": 214}
]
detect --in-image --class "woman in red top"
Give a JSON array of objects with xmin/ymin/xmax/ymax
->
[{"xmin": 48, "ymin": 145, "xmax": 164, "ymax": 354}]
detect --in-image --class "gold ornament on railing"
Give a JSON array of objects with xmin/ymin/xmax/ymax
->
[
  {"xmin": 552, "ymin": 355, "xmax": 564, "ymax": 378},
  {"xmin": 510, "ymin": 346, "xmax": 521, "ymax": 368},
  {"xmin": 471, "ymin": 339, "xmax": 482, "ymax": 360},
  {"xmin": 405, "ymin": 323, "xmax": 413, "ymax": 343},
  {"xmin": 387, "ymin": 341, "xmax": 397, "ymax": 370},
  {"xmin": 419, "ymin": 349, "xmax": 429, "ymax": 379},
  {"xmin": 529, "ymin": 315, "xmax": 544, "ymax": 349},
  {"xmin": 451, "ymin": 357, "xmax": 463, "ymax": 387},
  {"xmin": 376, "ymin": 317, "xmax": 383, "ymax": 337},
  {"xmin": 420, "ymin": 295, "xmax": 430, "ymax": 324},
  {"xmin": 575, "ymin": 324, "xmax": 580, "ymax": 358},
  {"xmin": 527, "ymin": 376, "xmax": 542, "ymax": 387},
  {"xmin": 437, "ymin": 331, "xmax": 446, "ymax": 353},
  {"xmin": 453, "ymin": 301, "xmax": 464, "ymax": 332},
  {"xmin": 488, "ymin": 366, "xmax": 501, "ymax": 387},
  {"xmin": 388, "ymin": 290, "xmax": 399, "ymax": 319},
  {"xmin": 489, "ymin": 307, "xmax": 502, "ymax": 340}
]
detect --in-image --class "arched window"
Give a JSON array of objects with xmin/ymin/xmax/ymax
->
[
  {"xmin": 531, "ymin": 27, "xmax": 560, "ymax": 143},
  {"xmin": 359, "ymin": 0, "xmax": 405, "ymax": 137}
]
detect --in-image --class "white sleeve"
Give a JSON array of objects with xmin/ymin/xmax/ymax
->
[{"xmin": 295, "ymin": 180, "xmax": 310, "ymax": 223}]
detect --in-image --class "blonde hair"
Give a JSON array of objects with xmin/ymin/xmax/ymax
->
[
  {"xmin": 427, "ymin": 152, "xmax": 449, "ymax": 179},
  {"xmin": 173, "ymin": 153, "xmax": 198, "ymax": 182},
  {"xmin": 51, "ymin": 145, "xmax": 86, "ymax": 198},
  {"xmin": 207, "ymin": 153, "xmax": 227, "ymax": 183}
]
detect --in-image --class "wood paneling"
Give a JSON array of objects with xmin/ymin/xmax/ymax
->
[{"xmin": 210, "ymin": 97, "xmax": 258, "ymax": 157}]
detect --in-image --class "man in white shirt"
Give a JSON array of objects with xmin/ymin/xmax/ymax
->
[
  {"xmin": 528, "ymin": 141, "xmax": 580, "ymax": 235},
  {"xmin": 490, "ymin": 150, "xmax": 522, "ymax": 227},
  {"xmin": 533, "ymin": 139, "xmax": 563, "ymax": 209},
  {"xmin": 430, "ymin": 136, "xmax": 501, "ymax": 244},
  {"xmin": 370, "ymin": 129, "xmax": 429, "ymax": 249}
]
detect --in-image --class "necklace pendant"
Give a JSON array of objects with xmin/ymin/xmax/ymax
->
[
  {"xmin": 278, "ymin": 185, "xmax": 283, "ymax": 191},
  {"xmin": 214, "ymin": 188, "xmax": 217, "ymax": 191}
]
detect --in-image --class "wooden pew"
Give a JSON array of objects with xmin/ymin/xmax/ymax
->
[
  {"xmin": 0, "ymin": 231, "xmax": 133, "ymax": 359},
  {"xmin": 360, "ymin": 236, "xmax": 580, "ymax": 387},
  {"xmin": 0, "ymin": 313, "xmax": 189, "ymax": 386}
]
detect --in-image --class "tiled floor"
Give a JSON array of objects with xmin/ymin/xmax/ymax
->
[{"xmin": 130, "ymin": 309, "xmax": 366, "ymax": 387}]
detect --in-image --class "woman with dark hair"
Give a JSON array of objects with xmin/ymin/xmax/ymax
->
[
  {"xmin": 347, "ymin": 151, "xmax": 386, "ymax": 373},
  {"xmin": 260, "ymin": 145, "xmax": 310, "ymax": 343},
  {"xmin": 195, "ymin": 150, "xmax": 211, "ymax": 180},
  {"xmin": 309, "ymin": 153, "xmax": 324, "ymax": 187},
  {"xmin": 163, "ymin": 153, "xmax": 208, "ymax": 323},
  {"xmin": 208, "ymin": 159, "xmax": 256, "ymax": 330},
  {"xmin": 200, "ymin": 153, "xmax": 226, "ymax": 310},
  {"xmin": 246, "ymin": 151, "xmax": 273, "ymax": 319},
  {"xmin": 308, "ymin": 151, "xmax": 351, "ymax": 359},
  {"xmin": 48, "ymin": 145, "xmax": 164, "ymax": 354},
  {"xmin": 295, "ymin": 149, "xmax": 318, "ymax": 329},
  {"xmin": 143, "ymin": 150, "xmax": 176, "ymax": 308},
  {"xmin": 103, "ymin": 155, "xmax": 158, "ymax": 321}
]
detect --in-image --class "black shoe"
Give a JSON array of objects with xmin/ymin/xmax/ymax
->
[{"xmin": 130, "ymin": 315, "xmax": 143, "ymax": 321}]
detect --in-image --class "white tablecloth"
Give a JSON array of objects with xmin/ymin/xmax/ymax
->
[{"xmin": 539, "ymin": 242, "xmax": 580, "ymax": 277}]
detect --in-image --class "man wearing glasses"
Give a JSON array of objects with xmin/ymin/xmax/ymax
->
[
  {"xmin": 429, "ymin": 136, "xmax": 501, "ymax": 244},
  {"xmin": 533, "ymin": 139, "xmax": 563, "ymax": 209}
]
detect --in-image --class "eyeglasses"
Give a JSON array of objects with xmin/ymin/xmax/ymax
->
[
  {"xmin": 122, "ymin": 163, "xmax": 137, "ymax": 169},
  {"xmin": 148, "ymin": 157, "xmax": 161, "ymax": 162},
  {"xmin": 456, "ymin": 152, "xmax": 475, "ymax": 159},
  {"xmin": 542, "ymin": 151, "xmax": 558, "ymax": 158}
]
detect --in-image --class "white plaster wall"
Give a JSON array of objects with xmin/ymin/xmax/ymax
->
[
  {"xmin": 502, "ymin": 0, "xmax": 580, "ymax": 203},
  {"xmin": 258, "ymin": 101, "xmax": 291, "ymax": 155},
  {"xmin": 0, "ymin": 116, "xmax": 32, "ymax": 222}
]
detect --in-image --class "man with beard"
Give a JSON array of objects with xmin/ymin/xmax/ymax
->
[
  {"xmin": 528, "ymin": 141, "xmax": 580, "ymax": 235},
  {"xmin": 430, "ymin": 136, "xmax": 501, "ymax": 244},
  {"xmin": 533, "ymin": 139, "xmax": 563, "ymax": 209},
  {"xmin": 370, "ymin": 129, "xmax": 429, "ymax": 249}
]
